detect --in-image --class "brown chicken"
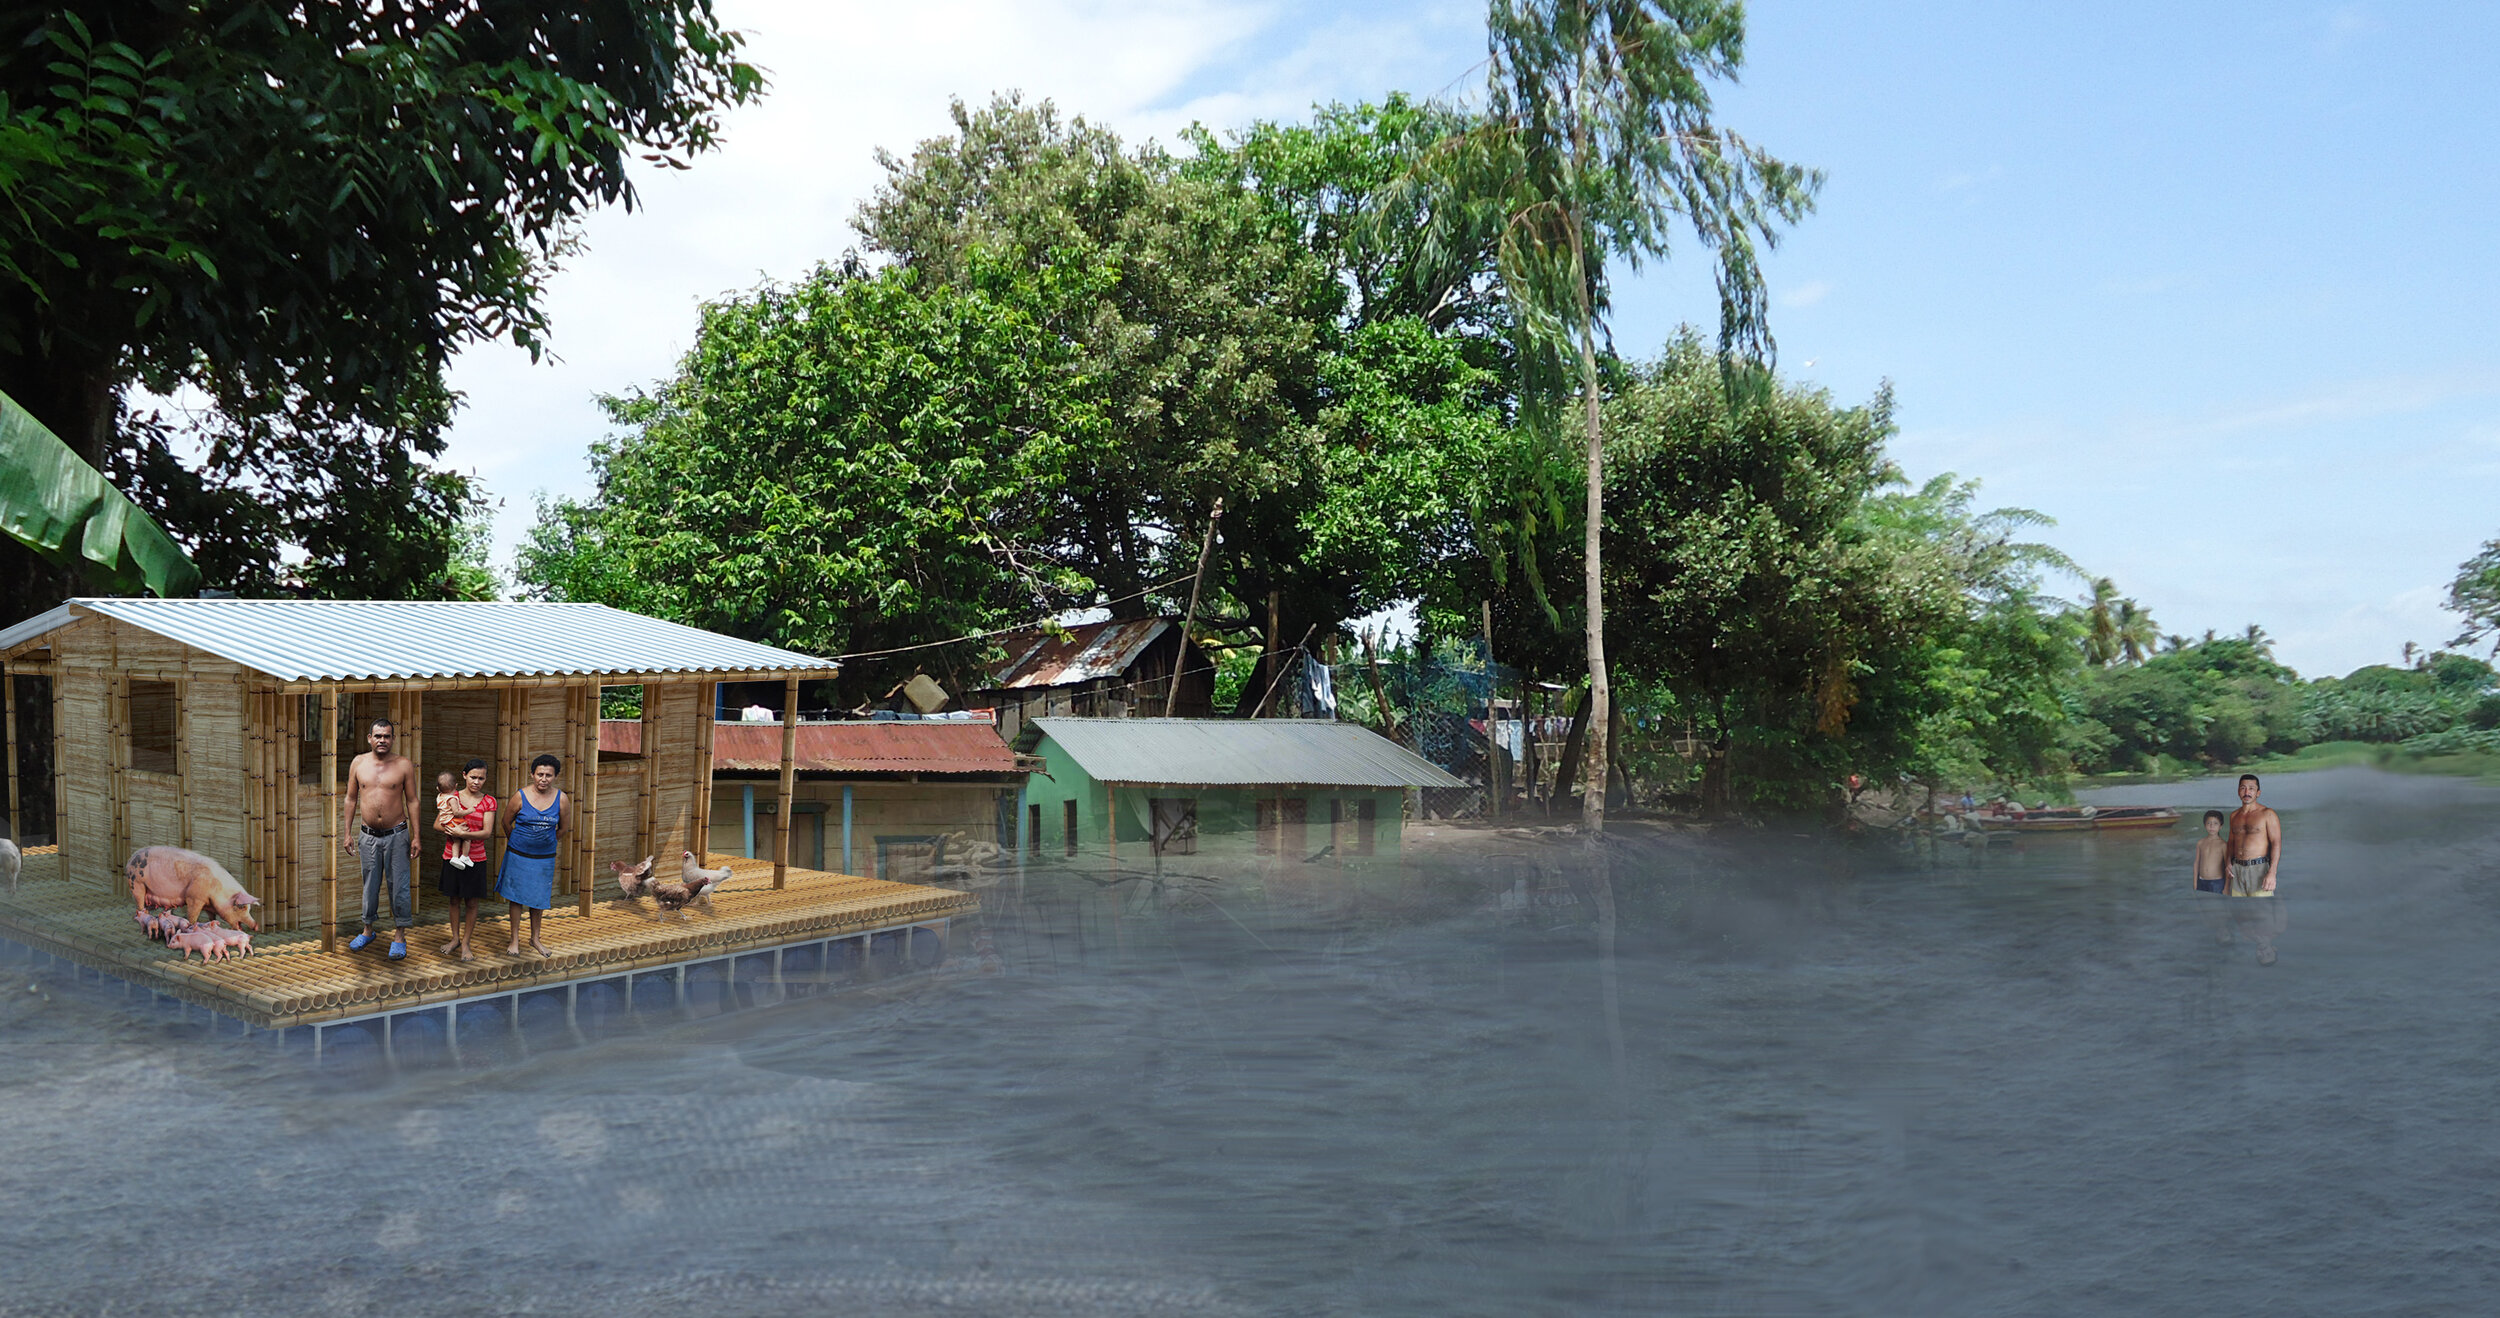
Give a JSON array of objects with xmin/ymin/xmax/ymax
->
[{"xmin": 609, "ymin": 855, "xmax": 656, "ymax": 899}]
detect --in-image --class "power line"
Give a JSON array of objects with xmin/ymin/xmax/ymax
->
[{"xmin": 825, "ymin": 572, "xmax": 1203, "ymax": 662}]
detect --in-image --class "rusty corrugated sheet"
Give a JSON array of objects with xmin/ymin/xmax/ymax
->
[
  {"xmin": 987, "ymin": 618, "xmax": 1169, "ymax": 689},
  {"xmin": 604, "ymin": 719, "xmax": 1022, "ymax": 775}
]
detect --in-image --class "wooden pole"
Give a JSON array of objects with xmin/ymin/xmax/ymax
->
[
  {"xmin": 1106, "ymin": 782, "xmax": 1116, "ymax": 864},
  {"xmin": 2, "ymin": 658, "xmax": 16, "ymax": 842},
  {"xmin": 1359, "ymin": 628, "xmax": 1401, "ymax": 746},
  {"xmin": 320, "ymin": 688, "xmax": 339, "ymax": 953},
  {"xmin": 1257, "ymin": 589, "xmax": 1282, "ymax": 717},
  {"xmin": 1482, "ymin": 599, "xmax": 1504, "ymax": 820},
  {"xmin": 637, "ymin": 684, "xmax": 658, "ymax": 860},
  {"xmin": 692, "ymin": 683, "xmax": 717, "ymax": 865},
  {"xmin": 1165, "ymin": 498, "xmax": 1222, "ymax": 717},
  {"xmin": 579, "ymin": 682, "xmax": 601, "ymax": 915},
  {"xmin": 774, "ymin": 676, "xmax": 798, "ymax": 888}
]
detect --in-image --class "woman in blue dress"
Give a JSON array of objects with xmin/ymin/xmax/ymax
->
[{"xmin": 493, "ymin": 753, "xmax": 568, "ymax": 958}]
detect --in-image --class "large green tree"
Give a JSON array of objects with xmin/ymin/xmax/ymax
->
[
  {"xmin": 1411, "ymin": 0, "xmax": 1819, "ymax": 831},
  {"xmin": 856, "ymin": 95, "xmax": 1501, "ymax": 703},
  {"xmin": 0, "ymin": 3, "xmax": 760, "ymax": 620},
  {"xmin": 518, "ymin": 256, "xmax": 1108, "ymax": 704}
]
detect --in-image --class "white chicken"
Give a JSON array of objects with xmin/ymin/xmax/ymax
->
[{"xmin": 679, "ymin": 851, "xmax": 733, "ymax": 907}]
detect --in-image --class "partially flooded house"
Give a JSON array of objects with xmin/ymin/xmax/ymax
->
[
  {"xmin": 602, "ymin": 716, "xmax": 1037, "ymax": 881},
  {"xmin": 1013, "ymin": 717, "xmax": 1461, "ymax": 861}
]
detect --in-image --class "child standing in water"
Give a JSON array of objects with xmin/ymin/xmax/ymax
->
[{"xmin": 2192, "ymin": 810, "xmax": 2229, "ymax": 894}]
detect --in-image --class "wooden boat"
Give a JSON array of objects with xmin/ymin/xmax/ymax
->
[{"xmin": 1970, "ymin": 804, "xmax": 2179, "ymax": 833}]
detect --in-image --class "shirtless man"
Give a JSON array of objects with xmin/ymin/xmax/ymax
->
[
  {"xmin": 341, "ymin": 716, "xmax": 421, "ymax": 960},
  {"xmin": 2227, "ymin": 773, "xmax": 2280, "ymax": 896}
]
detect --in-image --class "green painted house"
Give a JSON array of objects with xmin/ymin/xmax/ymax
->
[{"xmin": 1014, "ymin": 718, "xmax": 1463, "ymax": 862}]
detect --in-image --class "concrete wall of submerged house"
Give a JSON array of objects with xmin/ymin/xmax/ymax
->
[
  {"xmin": 706, "ymin": 776, "xmax": 1019, "ymax": 880},
  {"xmin": 1017, "ymin": 732, "xmax": 1406, "ymax": 861}
]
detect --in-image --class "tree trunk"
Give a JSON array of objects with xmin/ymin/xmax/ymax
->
[
  {"xmin": 1550, "ymin": 682, "xmax": 1591, "ymax": 817},
  {"xmin": 1607, "ymin": 697, "xmax": 1629, "ymax": 810},
  {"xmin": 1575, "ymin": 316, "xmax": 1609, "ymax": 834}
]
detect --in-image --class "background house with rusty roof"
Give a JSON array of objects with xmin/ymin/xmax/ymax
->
[
  {"xmin": 966, "ymin": 618, "xmax": 1215, "ymax": 743},
  {"xmin": 603, "ymin": 717, "xmax": 1036, "ymax": 883}
]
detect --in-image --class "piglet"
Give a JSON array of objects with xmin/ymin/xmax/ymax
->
[{"xmin": 165, "ymin": 926, "xmax": 223, "ymax": 963}]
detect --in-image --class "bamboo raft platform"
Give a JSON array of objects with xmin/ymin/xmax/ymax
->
[{"xmin": 0, "ymin": 847, "xmax": 976, "ymax": 1035}]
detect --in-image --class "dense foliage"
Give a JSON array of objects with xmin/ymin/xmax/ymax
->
[{"xmin": 0, "ymin": 2, "xmax": 761, "ymax": 620}]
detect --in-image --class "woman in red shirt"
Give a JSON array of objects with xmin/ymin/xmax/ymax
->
[{"xmin": 434, "ymin": 759, "xmax": 497, "ymax": 961}]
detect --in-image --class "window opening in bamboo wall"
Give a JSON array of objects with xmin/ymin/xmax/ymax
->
[{"xmin": 127, "ymin": 680, "xmax": 178, "ymax": 775}]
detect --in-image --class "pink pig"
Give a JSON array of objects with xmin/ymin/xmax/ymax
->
[
  {"xmin": 126, "ymin": 847, "xmax": 262, "ymax": 932},
  {"xmin": 165, "ymin": 926, "xmax": 224, "ymax": 962}
]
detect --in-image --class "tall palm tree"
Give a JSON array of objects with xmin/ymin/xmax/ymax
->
[
  {"xmin": 2082, "ymin": 577, "xmax": 2121, "ymax": 666},
  {"xmin": 1412, "ymin": 0, "xmax": 1818, "ymax": 832},
  {"xmin": 2115, "ymin": 599, "xmax": 2158, "ymax": 665},
  {"xmin": 2242, "ymin": 623, "xmax": 2273, "ymax": 657}
]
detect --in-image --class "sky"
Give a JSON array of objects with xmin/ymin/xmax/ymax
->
[{"xmin": 438, "ymin": 0, "xmax": 2500, "ymax": 681}]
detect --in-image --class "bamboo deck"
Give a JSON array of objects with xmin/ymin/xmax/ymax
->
[{"xmin": 0, "ymin": 849, "xmax": 976, "ymax": 1030}]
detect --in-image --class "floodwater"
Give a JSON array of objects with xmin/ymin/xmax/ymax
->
[{"xmin": 0, "ymin": 765, "xmax": 2493, "ymax": 1316}]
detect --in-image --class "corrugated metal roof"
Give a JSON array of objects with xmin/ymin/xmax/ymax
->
[
  {"xmin": 9, "ymin": 598, "xmax": 836, "ymax": 682},
  {"xmin": 603, "ymin": 719, "xmax": 1023, "ymax": 775},
  {"xmin": 987, "ymin": 618, "xmax": 1170, "ymax": 690},
  {"xmin": 1031, "ymin": 717, "xmax": 1465, "ymax": 789}
]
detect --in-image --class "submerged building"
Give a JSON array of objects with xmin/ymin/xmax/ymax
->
[{"xmin": 1014, "ymin": 717, "xmax": 1462, "ymax": 861}]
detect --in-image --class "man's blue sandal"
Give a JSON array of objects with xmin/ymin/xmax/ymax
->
[
  {"xmin": 387, "ymin": 940, "xmax": 406, "ymax": 961},
  {"xmin": 347, "ymin": 931, "xmax": 375, "ymax": 952}
]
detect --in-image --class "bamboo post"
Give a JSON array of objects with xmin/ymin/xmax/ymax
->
[
  {"xmin": 51, "ymin": 673, "xmax": 65, "ymax": 855},
  {"xmin": 108, "ymin": 672, "xmax": 129, "ymax": 875},
  {"xmin": 320, "ymin": 688, "xmax": 339, "ymax": 953},
  {"xmin": 774, "ymin": 676, "xmax": 798, "ymax": 888},
  {"xmin": 2, "ymin": 658, "xmax": 17, "ymax": 842},
  {"xmin": 579, "ymin": 682, "xmax": 601, "ymax": 915},
  {"xmin": 558, "ymin": 686, "xmax": 579, "ymax": 901},
  {"xmin": 492, "ymin": 687, "xmax": 514, "ymax": 879},
  {"xmin": 283, "ymin": 694, "xmax": 301, "ymax": 929},
  {"xmin": 637, "ymin": 684, "xmax": 658, "ymax": 861},
  {"xmin": 173, "ymin": 674, "xmax": 192, "ymax": 849},
  {"xmin": 401, "ymin": 690, "xmax": 422, "ymax": 922},
  {"xmin": 1106, "ymin": 782, "xmax": 1118, "ymax": 864},
  {"xmin": 692, "ymin": 683, "xmax": 717, "ymax": 864},
  {"xmin": 248, "ymin": 689, "xmax": 267, "ymax": 896}
]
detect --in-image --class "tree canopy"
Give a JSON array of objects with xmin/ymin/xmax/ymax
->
[{"xmin": 0, "ymin": 2, "xmax": 762, "ymax": 621}]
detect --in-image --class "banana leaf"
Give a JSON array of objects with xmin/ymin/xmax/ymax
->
[{"xmin": 0, "ymin": 388, "xmax": 200, "ymax": 598}]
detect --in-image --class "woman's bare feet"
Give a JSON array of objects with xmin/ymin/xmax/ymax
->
[
  {"xmin": 506, "ymin": 941, "xmax": 523, "ymax": 956},
  {"xmin": 529, "ymin": 939, "xmax": 552, "ymax": 959}
]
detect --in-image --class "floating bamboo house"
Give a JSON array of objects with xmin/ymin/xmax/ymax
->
[{"xmin": 0, "ymin": 599, "xmax": 975, "ymax": 1039}]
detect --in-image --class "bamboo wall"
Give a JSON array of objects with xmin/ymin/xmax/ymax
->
[{"xmin": 49, "ymin": 617, "xmax": 251, "ymax": 894}]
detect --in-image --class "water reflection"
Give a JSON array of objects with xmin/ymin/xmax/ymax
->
[{"xmin": 0, "ymin": 765, "xmax": 2492, "ymax": 1314}]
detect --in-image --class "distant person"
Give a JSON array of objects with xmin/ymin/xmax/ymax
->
[
  {"xmin": 2192, "ymin": 810, "xmax": 2229, "ymax": 894},
  {"xmin": 2228, "ymin": 774, "xmax": 2280, "ymax": 896},
  {"xmin": 493, "ymin": 754, "xmax": 568, "ymax": 958},
  {"xmin": 342, "ymin": 717, "xmax": 419, "ymax": 961}
]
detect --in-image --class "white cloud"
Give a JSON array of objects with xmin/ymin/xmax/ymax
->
[{"xmin": 1779, "ymin": 279, "xmax": 1832, "ymax": 308}]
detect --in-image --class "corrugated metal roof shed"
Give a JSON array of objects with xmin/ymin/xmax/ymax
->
[
  {"xmin": 603, "ymin": 719, "xmax": 1023, "ymax": 775},
  {"xmin": 987, "ymin": 618, "xmax": 1170, "ymax": 689},
  {"xmin": 0, "ymin": 598, "xmax": 835, "ymax": 682},
  {"xmin": 1031, "ymin": 717, "xmax": 1464, "ymax": 789}
]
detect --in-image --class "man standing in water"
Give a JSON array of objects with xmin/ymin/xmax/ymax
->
[
  {"xmin": 2227, "ymin": 773, "xmax": 2286, "ymax": 965},
  {"xmin": 2227, "ymin": 773, "xmax": 2280, "ymax": 895},
  {"xmin": 341, "ymin": 716, "xmax": 421, "ymax": 960}
]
